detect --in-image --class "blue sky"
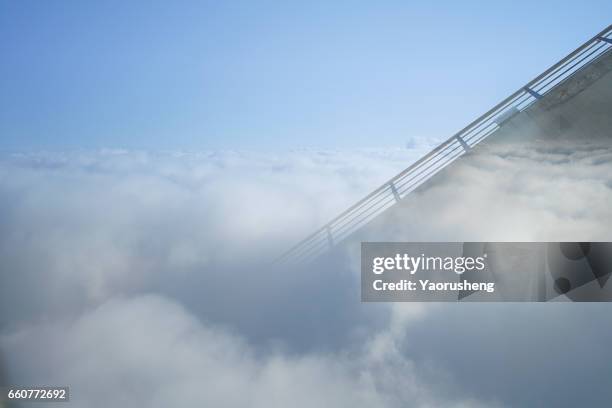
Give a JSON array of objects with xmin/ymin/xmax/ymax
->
[{"xmin": 1, "ymin": 1, "xmax": 610, "ymax": 151}]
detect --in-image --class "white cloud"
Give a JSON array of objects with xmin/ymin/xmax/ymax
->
[
  {"xmin": 3, "ymin": 138, "xmax": 612, "ymax": 407},
  {"xmin": 0, "ymin": 148, "xmax": 429, "ymax": 310},
  {"xmin": 1, "ymin": 295, "xmax": 495, "ymax": 408},
  {"xmin": 343, "ymin": 137, "xmax": 612, "ymax": 407},
  {"xmin": 0, "ymin": 147, "xmax": 497, "ymax": 408},
  {"xmin": 362, "ymin": 139, "xmax": 612, "ymax": 242}
]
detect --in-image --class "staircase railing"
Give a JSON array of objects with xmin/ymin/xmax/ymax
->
[{"xmin": 277, "ymin": 24, "xmax": 612, "ymax": 265}]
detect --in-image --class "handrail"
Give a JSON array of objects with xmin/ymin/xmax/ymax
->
[{"xmin": 277, "ymin": 24, "xmax": 612, "ymax": 265}]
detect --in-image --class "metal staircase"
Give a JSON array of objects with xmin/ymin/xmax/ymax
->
[{"xmin": 278, "ymin": 24, "xmax": 612, "ymax": 265}]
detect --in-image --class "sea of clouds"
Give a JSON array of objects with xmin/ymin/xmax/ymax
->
[
  {"xmin": 1, "ymin": 146, "xmax": 495, "ymax": 408},
  {"xmin": 1, "ymin": 141, "xmax": 612, "ymax": 407}
]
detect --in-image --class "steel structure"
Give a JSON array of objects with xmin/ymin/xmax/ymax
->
[{"xmin": 278, "ymin": 25, "xmax": 612, "ymax": 265}]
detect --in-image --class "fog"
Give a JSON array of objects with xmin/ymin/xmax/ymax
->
[{"xmin": 1, "ymin": 139, "xmax": 612, "ymax": 407}]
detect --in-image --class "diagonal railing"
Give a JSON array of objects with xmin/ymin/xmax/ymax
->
[{"xmin": 278, "ymin": 24, "xmax": 612, "ymax": 265}]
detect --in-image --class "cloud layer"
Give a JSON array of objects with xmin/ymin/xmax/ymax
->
[
  {"xmin": 348, "ymin": 137, "xmax": 612, "ymax": 406},
  {"xmin": 1, "ymin": 139, "xmax": 612, "ymax": 407},
  {"xmin": 0, "ymin": 147, "xmax": 497, "ymax": 407}
]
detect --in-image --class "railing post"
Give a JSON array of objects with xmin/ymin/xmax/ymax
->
[
  {"xmin": 455, "ymin": 135, "xmax": 470, "ymax": 152},
  {"xmin": 523, "ymin": 86, "xmax": 542, "ymax": 99},
  {"xmin": 389, "ymin": 182, "xmax": 401, "ymax": 202}
]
